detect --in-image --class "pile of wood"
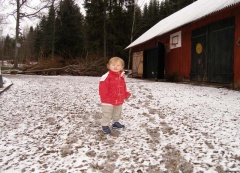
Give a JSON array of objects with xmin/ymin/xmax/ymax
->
[
  {"xmin": 4, "ymin": 58, "xmax": 107, "ymax": 76},
  {"xmin": 17, "ymin": 65, "xmax": 103, "ymax": 76}
]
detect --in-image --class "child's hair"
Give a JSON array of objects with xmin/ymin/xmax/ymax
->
[{"xmin": 107, "ymin": 57, "xmax": 125, "ymax": 69}]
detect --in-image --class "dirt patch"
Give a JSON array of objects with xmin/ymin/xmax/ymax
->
[{"xmin": 163, "ymin": 144, "xmax": 193, "ymax": 173}]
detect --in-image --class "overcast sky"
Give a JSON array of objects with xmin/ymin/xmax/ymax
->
[{"xmin": 0, "ymin": 0, "xmax": 150, "ymax": 37}]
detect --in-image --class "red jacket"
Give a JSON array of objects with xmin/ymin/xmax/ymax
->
[{"xmin": 99, "ymin": 70, "xmax": 131, "ymax": 106}]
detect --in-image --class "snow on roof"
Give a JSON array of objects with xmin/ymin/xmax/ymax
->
[{"xmin": 126, "ymin": 0, "xmax": 240, "ymax": 49}]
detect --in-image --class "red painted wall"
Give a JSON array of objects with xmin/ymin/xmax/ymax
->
[
  {"xmin": 163, "ymin": 28, "xmax": 192, "ymax": 79},
  {"xmin": 131, "ymin": 3, "xmax": 240, "ymax": 87}
]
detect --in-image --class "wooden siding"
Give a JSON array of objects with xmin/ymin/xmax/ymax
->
[{"xmin": 163, "ymin": 28, "xmax": 192, "ymax": 79}]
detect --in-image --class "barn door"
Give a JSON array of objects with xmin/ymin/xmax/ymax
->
[
  {"xmin": 191, "ymin": 17, "xmax": 235, "ymax": 84},
  {"xmin": 132, "ymin": 51, "xmax": 143, "ymax": 77},
  {"xmin": 144, "ymin": 47, "xmax": 159, "ymax": 79},
  {"xmin": 208, "ymin": 17, "xmax": 235, "ymax": 83},
  {"xmin": 143, "ymin": 44, "xmax": 165, "ymax": 79},
  {"xmin": 191, "ymin": 26, "xmax": 207, "ymax": 81}
]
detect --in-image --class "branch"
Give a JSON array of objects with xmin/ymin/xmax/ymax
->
[{"xmin": 23, "ymin": 3, "xmax": 51, "ymax": 18}]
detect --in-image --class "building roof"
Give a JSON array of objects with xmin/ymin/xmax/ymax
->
[{"xmin": 126, "ymin": 0, "xmax": 240, "ymax": 49}]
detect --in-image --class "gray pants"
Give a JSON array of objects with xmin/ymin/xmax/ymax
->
[{"xmin": 101, "ymin": 104, "xmax": 122, "ymax": 126}]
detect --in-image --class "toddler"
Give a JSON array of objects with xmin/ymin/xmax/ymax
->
[{"xmin": 99, "ymin": 57, "xmax": 131, "ymax": 134}]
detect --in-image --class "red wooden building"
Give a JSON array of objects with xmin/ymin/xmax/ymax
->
[{"xmin": 126, "ymin": 0, "xmax": 240, "ymax": 88}]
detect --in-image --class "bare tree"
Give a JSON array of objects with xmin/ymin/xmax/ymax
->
[{"xmin": 4, "ymin": 0, "xmax": 51, "ymax": 68}]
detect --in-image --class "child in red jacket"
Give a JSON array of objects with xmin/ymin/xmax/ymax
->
[{"xmin": 99, "ymin": 57, "xmax": 131, "ymax": 134}]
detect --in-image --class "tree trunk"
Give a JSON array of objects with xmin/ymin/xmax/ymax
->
[{"xmin": 14, "ymin": 0, "xmax": 20, "ymax": 69}]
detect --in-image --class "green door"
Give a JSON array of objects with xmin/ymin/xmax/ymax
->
[
  {"xmin": 191, "ymin": 26, "xmax": 207, "ymax": 81},
  {"xmin": 208, "ymin": 17, "xmax": 235, "ymax": 83},
  {"xmin": 191, "ymin": 17, "xmax": 235, "ymax": 84}
]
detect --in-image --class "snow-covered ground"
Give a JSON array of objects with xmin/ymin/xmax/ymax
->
[{"xmin": 0, "ymin": 75, "xmax": 239, "ymax": 173}]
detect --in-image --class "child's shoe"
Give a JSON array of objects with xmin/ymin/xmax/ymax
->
[
  {"xmin": 102, "ymin": 126, "xmax": 111, "ymax": 134},
  {"xmin": 112, "ymin": 122, "xmax": 125, "ymax": 129}
]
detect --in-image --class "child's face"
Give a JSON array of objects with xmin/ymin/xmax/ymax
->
[{"xmin": 109, "ymin": 61, "xmax": 123, "ymax": 72}]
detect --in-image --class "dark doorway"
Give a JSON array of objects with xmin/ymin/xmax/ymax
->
[{"xmin": 143, "ymin": 43, "xmax": 165, "ymax": 79}]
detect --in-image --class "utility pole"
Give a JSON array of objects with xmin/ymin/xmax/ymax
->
[{"xmin": 128, "ymin": 0, "xmax": 136, "ymax": 71}]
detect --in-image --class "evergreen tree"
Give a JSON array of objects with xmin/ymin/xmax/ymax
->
[
  {"xmin": 25, "ymin": 27, "xmax": 35, "ymax": 62},
  {"xmin": 107, "ymin": 2, "xmax": 124, "ymax": 56},
  {"xmin": 159, "ymin": 0, "xmax": 170, "ymax": 19},
  {"xmin": 3, "ymin": 35, "xmax": 15, "ymax": 61},
  {"xmin": 160, "ymin": 0, "xmax": 195, "ymax": 18},
  {"xmin": 34, "ymin": 16, "xmax": 47, "ymax": 59},
  {"xmin": 84, "ymin": 0, "xmax": 135, "ymax": 60},
  {"xmin": 55, "ymin": 0, "xmax": 84, "ymax": 59},
  {"xmin": 43, "ymin": 4, "xmax": 56, "ymax": 57},
  {"xmin": 138, "ymin": 0, "xmax": 196, "ymax": 38},
  {"xmin": 84, "ymin": 0, "xmax": 105, "ymax": 55},
  {"xmin": 168, "ymin": 0, "xmax": 194, "ymax": 13},
  {"xmin": 105, "ymin": 0, "xmax": 136, "ymax": 60},
  {"xmin": 141, "ymin": 0, "xmax": 161, "ymax": 32},
  {"xmin": 130, "ymin": 5, "xmax": 142, "ymax": 40}
]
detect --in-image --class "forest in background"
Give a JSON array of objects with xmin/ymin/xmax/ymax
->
[{"xmin": 0, "ymin": 0, "xmax": 195, "ymax": 74}]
